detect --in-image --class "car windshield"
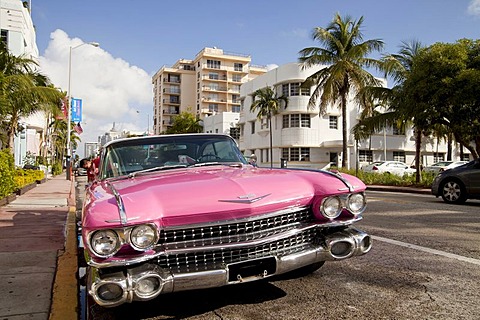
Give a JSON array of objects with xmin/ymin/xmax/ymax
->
[{"xmin": 98, "ymin": 134, "xmax": 247, "ymax": 179}]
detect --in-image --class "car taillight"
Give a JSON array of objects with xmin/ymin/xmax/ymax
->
[{"xmin": 372, "ymin": 166, "xmax": 378, "ymax": 171}]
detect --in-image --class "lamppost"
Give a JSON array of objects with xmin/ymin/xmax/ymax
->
[{"xmin": 66, "ymin": 41, "xmax": 99, "ymax": 180}]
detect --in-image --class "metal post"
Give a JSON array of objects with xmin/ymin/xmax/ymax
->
[
  {"xmin": 66, "ymin": 46, "xmax": 73, "ymax": 180},
  {"xmin": 65, "ymin": 42, "xmax": 99, "ymax": 180}
]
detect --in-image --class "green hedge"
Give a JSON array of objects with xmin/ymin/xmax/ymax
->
[
  {"xmin": 0, "ymin": 150, "xmax": 16, "ymax": 198},
  {"xmin": 337, "ymin": 168, "xmax": 436, "ymax": 188}
]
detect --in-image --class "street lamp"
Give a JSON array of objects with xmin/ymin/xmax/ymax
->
[{"xmin": 66, "ymin": 41, "xmax": 99, "ymax": 180}]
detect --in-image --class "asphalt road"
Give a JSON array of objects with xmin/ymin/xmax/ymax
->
[{"xmin": 78, "ymin": 183, "xmax": 480, "ymax": 320}]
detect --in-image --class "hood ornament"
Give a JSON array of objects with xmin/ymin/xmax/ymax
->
[{"xmin": 219, "ymin": 193, "xmax": 271, "ymax": 204}]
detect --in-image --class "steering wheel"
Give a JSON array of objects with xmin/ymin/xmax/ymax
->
[{"xmin": 197, "ymin": 154, "xmax": 221, "ymax": 161}]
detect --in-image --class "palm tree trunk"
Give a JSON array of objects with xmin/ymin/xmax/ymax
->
[
  {"xmin": 415, "ymin": 128, "xmax": 422, "ymax": 183},
  {"xmin": 341, "ymin": 94, "xmax": 348, "ymax": 168},
  {"xmin": 269, "ymin": 116, "xmax": 273, "ymax": 168}
]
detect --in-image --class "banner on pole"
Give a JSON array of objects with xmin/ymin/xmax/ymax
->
[{"xmin": 71, "ymin": 98, "xmax": 83, "ymax": 122}]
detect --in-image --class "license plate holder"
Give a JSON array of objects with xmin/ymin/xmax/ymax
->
[{"xmin": 227, "ymin": 257, "xmax": 277, "ymax": 282}]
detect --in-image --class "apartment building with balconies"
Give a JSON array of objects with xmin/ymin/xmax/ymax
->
[{"xmin": 151, "ymin": 47, "xmax": 267, "ymax": 134}]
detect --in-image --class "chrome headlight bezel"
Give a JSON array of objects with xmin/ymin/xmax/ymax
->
[
  {"xmin": 346, "ymin": 193, "xmax": 367, "ymax": 215},
  {"xmin": 320, "ymin": 196, "xmax": 343, "ymax": 219},
  {"xmin": 129, "ymin": 224, "xmax": 158, "ymax": 251},
  {"xmin": 89, "ymin": 229, "xmax": 121, "ymax": 258}
]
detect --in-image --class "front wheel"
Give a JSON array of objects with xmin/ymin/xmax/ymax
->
[{"xmin": 440, "ymin": 179, "xmax": 467, "ymax": 204}]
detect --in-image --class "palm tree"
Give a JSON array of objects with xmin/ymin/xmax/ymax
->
[
  {"xmin": 353, "ymin": 40, "xmax": 425, "ymax": 182},
  {"xmin": 165, "ymin": 112, "xmax": 203, "ymax": 134},
  {"xmin": 298, "ymin": 13, "xmax": 385, "ymax": 168},
  {"xmin": 250, "ymin": 86, "xmax": 288, "ymax": 168},
  {"xmin": 0, "ymin": 43, "xmax": 63, "ymax": 154}
]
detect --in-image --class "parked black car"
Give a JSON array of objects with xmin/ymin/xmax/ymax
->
[{"xmin": 431, "ymin": 158, "xmax": 480, "ymax": 204}]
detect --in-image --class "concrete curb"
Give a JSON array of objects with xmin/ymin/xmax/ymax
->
[
  {"xmin": 49, "ymin": 207, "xmax": 78, "ymax": 320},
  {"xmin": 367, "ymin": 185, "xmax": 431, "ymax": 195},
  {"xmin": 49, "ymin": 179, "xmax": 78, "ymax": 320}
]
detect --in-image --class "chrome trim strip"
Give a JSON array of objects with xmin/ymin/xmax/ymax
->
[
  {"xmin": 274, "ymin": 167, "xmax": 357, "ymax": 192},
  {"xmin": 106, "ymin": 181, "xmax": 128, "ymax": 225}
]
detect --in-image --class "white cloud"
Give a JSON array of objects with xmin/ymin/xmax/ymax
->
[
  {"xmin": 38, "ymin": 30, "xmax": 152, "ymax": 156},
  {"xmin": 468, "ymin": 0, "xmax": 480, "ymax": 15},
  {"xmin": 280, "ymin": 28, "xmax": 309, "ymax": 39}
]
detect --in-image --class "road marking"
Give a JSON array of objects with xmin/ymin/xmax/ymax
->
[{"xmin": 372, "ymin": 235, "xmax": 480, "ymax": 266}]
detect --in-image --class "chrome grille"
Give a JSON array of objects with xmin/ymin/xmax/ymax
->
[
  {"xmin": 158, "ymin": 208, "xmax": 312, "ymax": 245},
  {"xmin": 157, "ymin": 228, "xmax": 317, "ymax": 272}
]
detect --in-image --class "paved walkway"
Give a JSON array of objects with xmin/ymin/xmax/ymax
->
[{"xmin": 0, "ymin": 173, "xmax": 77, "ymax": 320}]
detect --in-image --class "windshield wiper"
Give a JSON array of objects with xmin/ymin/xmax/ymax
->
[{"xmin": 128, "ymin": 164, "xmax": 188, "ymax": 178}]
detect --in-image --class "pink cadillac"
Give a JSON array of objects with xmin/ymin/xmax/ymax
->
[{"xmin": 81, "ymin": 133, "xmax": 371, "ymax": 307}]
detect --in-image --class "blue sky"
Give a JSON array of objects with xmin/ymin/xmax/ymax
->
[{"xmin": 30, "ymin": 0, "xmax": 480, "ymax": 156}]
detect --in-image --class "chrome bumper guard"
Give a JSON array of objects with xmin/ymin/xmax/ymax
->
[{"xmin": 88, "ymin": 227, "xmax": 371, "ymax": 307}]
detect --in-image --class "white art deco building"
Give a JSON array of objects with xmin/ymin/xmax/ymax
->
[{"xmin": 234, "ymin": 63, "xmax": 470, "ymax": 169}]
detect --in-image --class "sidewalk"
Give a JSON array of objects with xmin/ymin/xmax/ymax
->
[{"xmin": 0, "ymin": 173, "xmax": 77, "ymax": 320}]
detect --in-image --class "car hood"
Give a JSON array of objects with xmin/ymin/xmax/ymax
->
[{"xmin": 82, "ymin": 166, "xmax": 365, "ymax": 229}]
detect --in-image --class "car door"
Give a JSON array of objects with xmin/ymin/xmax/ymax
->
[{"xmin": 464, "ymin": 160, "xmax": 480, "ymax": 195}]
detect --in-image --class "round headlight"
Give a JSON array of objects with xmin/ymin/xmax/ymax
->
[
  {"xmin": 321, "ymin": 196, "xmax": 342, "ymax": 219},
  {"xmin": 90, "ymin": 229, "xmax": 119, "ymax": 257},
  {"xmin": 347, "ymin": 193, "xmax": 366, "ymax": 215},
  {"xmin": 130, "ymin": 224, "xmax": 157, "ymax": 250}
]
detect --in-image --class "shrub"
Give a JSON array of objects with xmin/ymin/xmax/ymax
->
[
  {"xmin": 0, "ymin": 150, "xmax": 16, "ymax": 198},
  {"xmin": 52, "ymin": 161, "xmax": 62, "ymax": 176}
]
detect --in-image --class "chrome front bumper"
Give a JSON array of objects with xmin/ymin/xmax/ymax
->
[{"xmin": 87, "ymin": 227, "xmax": 371, "ymax": 307}]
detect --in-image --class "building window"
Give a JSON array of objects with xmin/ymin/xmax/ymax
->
[
  {"xmin": 251, "ymin": 122, "xmax": 255, "ymax": 134},
  {"xmin": 433, "ymin": 153, "xmax": 444, "ymax": 163},
  {"xmin": 229, "ymin": 127, "xmax": 240, "ymax": 139},
  {"xmin": 209, "ymin": 83, "xmax": 219, "ymax": 91},
  {"xmin": 207, "ymin": 59, "xmax": 221, "ymax": 69},
  {"xmin": 359, "ymin": 150, "xmax": 373, "ymax": 162},
  {"xmin": 1, "ymin": 30, "xmax": 7, "ymax": 46},
  {"xmin": 232, "ymin": 74, "xmax": 242, "ymax": 82},
  {"xmin": 300, "ymin": 85, "xmax": 310, "ymax": 96},
  {"xmin": 282, "ymin": 84, "xmax": 289, "ymax": 97},
  {"xmin": 232, "ymin": 105, "xmax": 240, "ymax": 112},
  {"xmin": 282, "ymin": 148, "xmax": 310, "ymax": 162},
  {"xmin": 234, "ymin": 63, "xmax": 243, "ymax": 71},
  {"xmin": 232, "ymin": 94, "xmax": 239, "ymax": 103},
  {"xmin": 461, "ymin": 154, "xmax": 470, "ymax": 161},
  {"xmin": 393, "ymin": 151, "xmax": 406, "ymax": 162},
  {"xmin": 301, "ymin": 114, "xmax": 310, "ymax": 127},
  {"xmin": 290, "ymin": 83, "xmax": 300, "ymax": 96},
  {"xmin": 329, "ymin": 116, "xmax": 338, "ymax": 129},
  {"xmin": 209, "ymin": 72, "xmax": 219, "ymax": 80},
  {"xmin": 261, "ymin": 118, "xmax": 269, "ymax": 130},
  {"xmin": 282, "ymin": 114, "xmax": 311, "ymax": 128},
  {"xmin": 208, "ymin": 104, "xmax": 219, "ymax": 113}
]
